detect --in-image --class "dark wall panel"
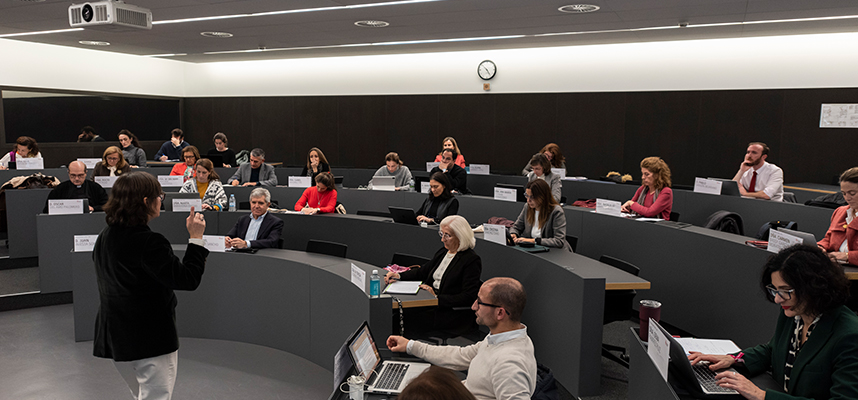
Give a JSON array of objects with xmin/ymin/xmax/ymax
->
[
  {"xmin": 556, "ymin": 92, "xmax": 627, "ymax": 179},
  {"xmin": 252, "ymin": 97, "xmax": 295, "ymax": 166},
  {"xmin": 386, "ymin": 95, "xmax": 438, "ymax": 170},
  {"xmin": 337, "ymin": 96, "xmax": 386, "ymax": 169},
  {"xmin": 294, "ymin": 97, "xmax": 339, "ymax": 168},
  {"xmin": 437, "ymin": 94, "xmax": 495, "ymax": 171},
  {"xmin": 493, "ymin": 94, "xmax": 557, "ymax": 174},
  {"xmin": 183, "ymin": 98, "xmax": 214, "ymax": 150}
]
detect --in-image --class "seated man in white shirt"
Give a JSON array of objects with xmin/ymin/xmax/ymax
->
[
  {"xmin": 387, "ymin": 277, "xmax": 537, "ymax": 400},
  {"xmin": 224, "ymin": 188, "xmax": 284, "ymax": 249},
  {"xmin": 731, "ymin": 141, "xmax": 784, "ymax": 201}
]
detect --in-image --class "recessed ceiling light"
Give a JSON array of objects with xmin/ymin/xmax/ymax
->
[
  {"xmin": 79, "ymin": 40, "xmax": 110, "ymax": 46},
  {"xmin": 558, "ymin": 4, "xmax": 600, "ymax": 14},
  {"xmin": 15, "ymin": 0, "xmax": 47, "ymax": 2},
  {"xmin": 200, "ymin": 31, "xmax": 234, "ymax": 38},
  {"xmin": 355, "ymin": 20, "xmax": 390, "ymax": 28}
]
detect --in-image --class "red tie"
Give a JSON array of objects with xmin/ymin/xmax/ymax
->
[{"xmin": 748, "ymin": 171, "xmax": 757, "ymax": 193}]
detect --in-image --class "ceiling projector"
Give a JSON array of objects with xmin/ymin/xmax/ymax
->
[{"xmin": 69, "ymin": 1, "xmax": 152, "ymax": 30}]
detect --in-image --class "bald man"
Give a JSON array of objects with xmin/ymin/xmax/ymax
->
[{"xmin": 43, "ymin": 161, "xmax": 108, "ymax": 213}]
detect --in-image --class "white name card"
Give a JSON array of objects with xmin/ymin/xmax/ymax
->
[
  {"xmin": 158, "ymin": 175, "xmax": 183, "ymax": 187},
  {"xmin": 768, "ymin": 229, "xmax": 803, "ymax": 253},
  {"xmin": 350, "ymin": 263, "xmax": 366, "ymax": 292},
  {"xmin": 494, "ymin": 187, "xmax": 517, "ymax": 202},
  {"xmin": 469, "ymin": 164, "xmax": 490, "ymax": 175},
  {"xmin": 596, "ymin": 198, "xmax": 622, "ymax": 216},
  {"xmin": 551, "ymin": 168, "xmax": 566, "ymax": 179},
  {"xmin": 77, "ymin": 158, "xmax": 101, "ymax": 169},
  {"xmin": 425, "ymin": 162, "xmax": 440, "ymax": 172},
  {"xmin": 73, "ymin": 234, "xmax": 99, "ymax": 252},
  {"xmin": 693, "ymin": 177, "xmax": 723, "ymax": 195},
  {"xmin": 48, "ymin": 199, "xmax": 84, "ymax": 215},
  {"xmin": 172, "ymin": 198, "xmax": 202, "ymax": 212},
  {"xmin": 421, "ymin": 181, "xmax": 431, "ymax": 194},
  {"xmin": 483, "ymin": 224, "xmax": 507, "ymax": 246},
  {"xmin": 16, "ymin": 158, "xmax": 44, "ymax": 170},
  {"xmin": 94, "ymin": 176, "xmax": 118, "ymax": 188},
  {"xmin": 647, "ymin": 318, "xmax": 670, "ymax": 381},
  {"xmin": 202, "ymin": 235, "xmax": 226, "ymax": 253},
  {"xmin": 288, "ymin": 176, "xmax": 312, "ymax": 188}
]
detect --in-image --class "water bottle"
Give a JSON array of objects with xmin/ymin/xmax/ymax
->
[
  {"xmin": 408, "ymin": 178, "xmax": 415, "ymax": 192},
  {"xmin": 229, "ymin": 194, "xmax": 236, "ymax": 212},
  {"xmin": 370, "ymin": 270, "xmax": 380, "ymax": 297}
]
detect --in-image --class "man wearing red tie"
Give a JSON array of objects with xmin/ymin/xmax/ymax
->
[{"xmin": 732, "ymin": 142, "xmax": 784, "ymax": 201}]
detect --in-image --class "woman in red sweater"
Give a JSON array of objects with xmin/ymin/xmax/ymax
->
[
  {"xmin": 817, "ymin": 167, "xmax": 858, "ymax": 265},
  {"xmin": 621, "ymin": 156, "xmax": 673, "ymax": 220},
  {"xmin": 295, "ymin": 172, "xmax": 337, "ymax": 214}
]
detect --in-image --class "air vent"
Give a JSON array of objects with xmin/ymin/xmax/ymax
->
[
  {"xmin": 354, "ymin": 20, "xmax": 390, "ymax": 28},
  {"xmin": 94, "ymin": 4, "xmax": 108, "ymax": 22},
  {"xmin": 200, "ymin": 31, "xmax": 234, "ymax": 38},
  {"xmin": 70, "ymin": 7, "xmax": 82, "ymax": 24},
  {"xmin": 558, "ymin": 4, "xmax": 600, "ymax": 13},
  {"xmin": 116, "ymin": 8, "xmax": 148, "ymax": 28}
]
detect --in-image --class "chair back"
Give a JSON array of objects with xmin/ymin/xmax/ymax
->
[
  {"xmin": 390, "ymin": 253, "xmax": 430, "ymax": 268},
  {"xmin": 306, "ymin": 240, "xmax": 348, "ymax": 258},
  {"xmin": 565, "ymin": 235, "xmax": 578, "ymax": 253},
  {"xmin": 599, "ymin": 255, "xmax": 640, "ymax": 276},
  {"xmin": 669, "ymin": 211, "xmax": 680, "ymax": 222}
]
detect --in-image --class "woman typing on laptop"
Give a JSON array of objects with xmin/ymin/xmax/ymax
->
[
  {"xmin": 509, "ymin": 179, "xmax": 572, "ymax": 251},
  {"xmin": 688, "ymin": 245, "xmax": 858, "ymax": 400},
  {"xmin": 415, "ymin": 172, "xmax": 459, "ymax": 225},
  {"xmin": 371, "ymin": 152, "xmax": 413, "ymax": 190},
  {"xmin": 817, "ymin": 167, "xmax": 858, "ymax": 265}
]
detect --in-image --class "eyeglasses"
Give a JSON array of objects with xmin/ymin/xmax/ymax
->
[
  {"xmin": 158, "ymin": 192, "xmax": 166, "ymax": 202},
  {"xmin": 524, "ymin": 193, "xmax": 532, "ymax": 199},
  {"xmin": 438, "ymin": 231, "xmax": 453, "ymax": 240},
  {"xmin": 476, "ymin": 299, "xmax": 510, "ymax": 315},
  {"xmin": 183, "ymin": 155, "xmax": 196, "ymax": 160},
  {"xmin": 765, "ymin": 284, "xmax": 794, "ymax": 300}
]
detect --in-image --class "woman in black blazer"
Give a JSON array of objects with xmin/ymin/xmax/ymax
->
[
  {"xmin": 385, "ymin": 215, "xmax": 481, "ymax": 335},
  {"xmin": 300, "ymin": 147, "xmax": 331, "ymax": 181},
  {"xmin": 416, "ymin": 172, "xmax": 459, "ymax": 225},
  {"xmin": 92, "ymin": 172, "xmax": 208, "ymax": 399}
]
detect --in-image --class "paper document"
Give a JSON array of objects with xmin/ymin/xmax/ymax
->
[
  {"xmin": 384, "ymin": 280, "xmax": 421, "ymax": 294},
  {"xmin": 674, "ymin": 338, "xmax": 741, "ymax": 355}
]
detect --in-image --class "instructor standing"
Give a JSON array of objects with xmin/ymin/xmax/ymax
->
[{"xmin": 93, "ymin": 172, "xmax": 208, "ymax": 400}]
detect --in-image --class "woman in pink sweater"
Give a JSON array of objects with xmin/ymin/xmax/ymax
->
[
  {"xmin": 294, "ymin": 172, "xmax": 337, "ymax": 214},
  {"xmin": 621, "ymin": 156, "xmax": 673, "ymax": 220}
]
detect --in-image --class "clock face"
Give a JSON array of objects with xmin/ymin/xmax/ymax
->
[{"xmin": 478, "ymin": 60, "xmax": 496, "ymax": 80}]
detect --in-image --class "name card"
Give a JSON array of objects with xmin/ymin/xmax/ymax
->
[
  {"xmin": 172, "ymin": 198, "xmax": 202, "ymax": 212},
  {"xmin": 350, "ymin": 263, "xmax": 366, "ymax": 292},
  {"xmin": 483, "ymin": 224, "xmax": 507, "ymax": 246},
  {"xmin": 202, "ymin": 235, "xmax": 226, "ymax": 253},
  {"xmin": 551, "ymin": 168, "xmax": 566, "ymax": 179},
  {"xmin": 425, "ymin": 162, "xmax": 440, "ymax": 172},
  {"xmin": 693, "ymin": 177, "xmax": 723, "ymax": 195},
  {"xmin": 494, "ymin": 187, "xmax": 517, "ymax": 202},
  {"xmin": 595, "ymin": 198, "xmax": 622, "ymax": 216},
  {"xmin": 77, "ymin": 158, "xmax": 101, "ymax": 169},
  {"xmin": 288, "ymin": 176, "xmax": 312, "ymax": 188},
  {"xmin": 420, "ymin": 181, "xmax": 431, "ymax": 194},
  {"xmin": 74, "ymin": 234, "xmax": 99, "ymax": 252},
  {"xmin": 16, "ymin": 158, "xmax": 44, "ymax": 170},
  {"xmin": 94, "ymin": 176, "xmax": 118, "ymax": 188},
  {"xmin": 158, "ymin": 175, "xmax": 183, "ymax": 187},
  {"xmin": 768, "ymin": 229, "xmax": 803, "ymax": 253},
  {"xmin": 647, "ymin": 318, "xmax": 670, "ymax": 381},
  {"xmin": 48, "ymin": 199, "xmax": 84, "ymax": 215},
  {"xmin": 469, "ymin": 164, "xmax": 490, "ymax": 175}
]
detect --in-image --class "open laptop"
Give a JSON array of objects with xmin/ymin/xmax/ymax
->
[
  {"xmin": 775, "ymin": 227, "xmax": 816, "ymax": 246},
  {"xmin": 202, "ymin": 154, "xmax": 224, "ymax": 167},
  {"xmin": 371, "ymin": 176, "xmax": 396, "ymax": 191},
  {"xmin": 496, "ymin": 183, "xmax": 526, "ymax": 202},
  {"xmin": 388, "ymin": 206, "xmax": 419, "ymax": 225},
  {"xmin": 650, "ymin": 319, "xmax": 740, "ymax": 396},
  {"xmin": 708, "ymin": 178, "xmax": 741, "ymax": 197},
  {"xmin": 345, "ymin": 321, "xmax": 430, "ymax": 395}
]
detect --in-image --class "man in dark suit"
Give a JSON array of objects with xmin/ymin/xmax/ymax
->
[
  {"xmin": 225, "ymin": 188, "xmax": 284, "ymax": 249},
  {"xmin": 430, "ymin": 148, "xmax": 469, "ymax": 194},
  {"xmin": 43, "ymin": 160, "xmax": 108, "ymax": 213}
]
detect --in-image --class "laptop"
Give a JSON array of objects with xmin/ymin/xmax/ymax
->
[
  {"xmin": 388, "ymin": 206, "xmax": 419, "ymax": 225},
  {"xmin": 496, "ymin": 183, "xmax": 526, "ymax": 202},
  {"xmin": 650, "ymin": 319, "xmax": 740, "ymax": 396},
  {"xmin": 202, "ymin": 154, "xmax": 224, "ymax": 167},
  {"xmin": 345, "ymin": 321, "xmax": 430, "ymax": 395},
  {"xmin": 775, "ymin": 227, "xmax": 816, "ymax": 246},
  {"xmin": 371, "ymin": 176, "xmax": 396, "ymax": 191},
  {"xmin": 708, "ymin": 178, "xmax": 741, "ymax": 197}
]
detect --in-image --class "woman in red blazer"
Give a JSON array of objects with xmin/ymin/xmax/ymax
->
[
  {"xmin": 818, "ymin": 167, "xmax": 858, "ymax": 265},
  {"xmin": 295, "ymin": 172, "xmax": 337, "ymax": 214}
]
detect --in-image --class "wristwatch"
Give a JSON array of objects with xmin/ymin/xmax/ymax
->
[{"xmin": 536, "ymin": 237, "xmax": 542, "ymax": 245}]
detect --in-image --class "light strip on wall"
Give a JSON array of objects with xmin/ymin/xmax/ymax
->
[
  {"xmin": 202, "ymin": 35, "xmax": 524, "ymax": 55},
  {"xmin": 0, "ymin": 28, "xmax": 83, "ymax": 38}
]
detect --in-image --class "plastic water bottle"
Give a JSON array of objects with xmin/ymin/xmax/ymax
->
[
  {"xmin": 229, "ymin": 194, "xmax": 236, "ymax": 212},
  {"xmin": 370, "ymin": 270, "xmax": 380, "ymax": 297},
  {"xmin": 408, "ymin": 178, "xmax": 415, "ymax": 192}
]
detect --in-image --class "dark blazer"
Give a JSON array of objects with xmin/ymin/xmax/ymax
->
[
  {"xmin": 300, "ymin": 162, "xmax": 331, "ymax": 181},
  {"xmin": 430, "ymin": 164, "xmax": 469, "ymax": 194},
  {"xmin": 226, "ymin": 212, "xmax": 284, "ymax": 249},
  {"xmin": 43, "ymin": 179, "xmax": 109, "ymax": 213},
  {"xmin": 740, "ymin": 305, "xmax": 858, "ymax": 400},
  {"xmin": 416, "ymin": 195, "xmax": 459, "ymax": 224},
  {"xmin": 510, "ymin": 204, "xmax": 572, "ymax": 251},
  {"xmin": 92, "ymin": 161, "xmax": 132, "ymax": 177},
  {"xmin": 398, "ymin": 247, "xmax": 482, "ymax": 332},
  {"xmin": 92, "ymin": 225, "xmax": 208, "ymax": 362},
  {"xmin": 227, "ymin": 163, "xmax": 277, "ymax": 187}
]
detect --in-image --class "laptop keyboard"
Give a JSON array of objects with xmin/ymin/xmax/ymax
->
[
  {"xmin": 693, "ymin": 363, "xmax": 739, "ymax": 394},
  {"xmin": 375, "ymin": 363, "xmax": 409, "ymax": 390}
]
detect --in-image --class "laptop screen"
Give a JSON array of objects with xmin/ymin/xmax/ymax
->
[{"xmin": 347, "ymin": 322, "xmax": 382, "ymax": 381}]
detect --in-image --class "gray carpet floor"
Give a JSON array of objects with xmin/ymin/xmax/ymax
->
[{"xmin": 0, "ymin": 266, "xmax": 39, "ymax": 296}]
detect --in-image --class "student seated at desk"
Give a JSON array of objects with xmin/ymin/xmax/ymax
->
[
  {"xmin": 433, "ymin": 136, "xmax": 466, "ymax": 169},
  {"xmin": 0, "ymin": 136, "xmax": 42, "ymax": 170},
  {"xmin": 384, "ymin": 215, "xmax": 481, "ymax": 336},
  {"xmin": 170, "ymin": 146, "xmax": 199, "ymax": 182},
  {"xmin": 179, "ymin": 158, "xmax": 227, "ymax": 211},
  {"xmin": 228, "ymin": 148, "xmax": 277, "ymax": 187},
  {"xmin": 430, "ymin": 148, "xmax": 469, "ymax": 194},
  {"xmin": 416, "ymin": 172, "xmax": 459, "ymax": 225},
  {"xmin": 521, "ymin": 142, "xmax": 565, "ymax": 176},
  {"xmin": 295, "ymin": 172, "xmax": 337, "ymax": 214},
  {"xmin": 524, "ymin": 153, "xmax": 561, "ymax": 203},
  {"xmin": 155, "ymin": 128, "xmax": 190, "ymax": 162},
  {"xmin": 621, "ymin": 156, "xmax": 673, "ymax": 220},
  {"xmin": 371, "ymin": 151, "xmax": 413, "ymax": 190},
  {"xmin": 510, "ymin": 180, "xmax": 571, "ymax": 251},
  {"xmin": 118, "ymin": 130, "xmax": 147, "ymax": 168},
  {"xmin": 300, "ymin": 147, "xmax": 331, "ymax": 181},
  {"xmin": 224, "ymin": 188, "xmax": 284, "ymax": 249},
  {"xmin": 206, "ymin": 132, "xmax": 236, "ymax": 168},
  {"xmin": 43, "ymin": 161, "xmax": 108, "ymax": 213},
  {"xmin": 92, "ymin": 146, "xmax": 132, "ymax": 177},
  {"xmin": 688, "ymin": 245, "xmax": 858, "ymax": 400},
  {"xmin": 817, "ymin": 167, "xmax": 858, "ymax": 265}
]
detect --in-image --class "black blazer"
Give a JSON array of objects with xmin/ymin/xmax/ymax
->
[
  {"xmin": 398, "ymin": 247, "xmax": 482, "ymax": 331},
  {"xmin": 300, "ymin": 162, "xmax": 330, "ymax": 181},
  {"xmin": 430, "ymin": 164, "xmax": 469, "ymax": 194},
  {"xmin": 416, "ymin": 196, "xmax": 459, "ymax": 224},
  {"xmin": 92, "ymin": 225, "xmax": 208, "ymax": 362},
  {"xmin": 43, "ymin": 179, "xmax": 109, "ymax": 213},
  {"xmin": 226, "ymin": 212, "xmax": 284, "ymax": 249}
]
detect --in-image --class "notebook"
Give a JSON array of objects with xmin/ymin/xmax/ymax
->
[{"xmin": 345, "ymin": 321, "xmax": 430, "ymax": 394}]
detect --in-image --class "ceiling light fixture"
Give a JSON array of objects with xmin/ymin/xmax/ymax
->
[
  {"xmin": 200, "ymin": 31, "xmax": 234, "ymax": 38},
  {"xmin": 355, "ymin": 20, "xmax": 390, "ymax": 28},
  {"xmin": 203, "ymin": 35, "xmax": 524, "ymax": 55},
  {"xmin": 0, "ymin": 28, "xmax": 83, "ymax": 38},
  {"xmin": 79, "ymin": 40, "xmax": 110, "ymax": 46},
  {"xmin": 558, "ymin": 4, "xmax": 600, "ymax": 14},
  {"xmin": 144, "ymin": 53, "xmax": 188, "ymax": 57}
]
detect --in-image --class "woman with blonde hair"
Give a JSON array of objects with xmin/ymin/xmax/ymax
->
[
  {"xmin": 621, "ymin": 156, "xmax": 673, "ymax": 220},
  {"xmin": 433, "ymin": 137, "xmax": 466, "ymax": 168},
  {"xmin": 93, "ymin": 146, "xmax": 132, "ymax": 177}
]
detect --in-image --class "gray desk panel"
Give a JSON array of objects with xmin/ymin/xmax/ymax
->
[
  {"xmin": 38, "ymin": 214, "xmax": 105, "ymax": 293},
  {"xmin": 561, "ymin": 180, "xmax": 640, "ymax": 204},
  {"xmin": 627, "ymin": 327, "xmax": 681, "ymax": 400},
  {"xmin": 7, "ymin": 189, "xmax": 52, "ymax": 259},
  {"xmin": 466, "ymin": 174, "xmax": 529, "ymax": 197}
]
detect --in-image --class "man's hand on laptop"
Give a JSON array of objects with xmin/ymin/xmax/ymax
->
[{"xmin": 387, "ymin": 335, "xmax": 409, "ymax": 352}]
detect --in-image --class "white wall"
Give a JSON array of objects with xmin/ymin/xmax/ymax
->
[
  {"xmin": 184, "ymin": 32, "xmax": 858, "ymax": 97},
  {"xmin": 0, "ymin": 39, "xmax": 185, "ymax": 97}
]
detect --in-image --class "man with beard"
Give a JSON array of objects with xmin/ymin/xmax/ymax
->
[{"xmin": 732, "ymin": 142, "xmax": 784, "ymax": 201}]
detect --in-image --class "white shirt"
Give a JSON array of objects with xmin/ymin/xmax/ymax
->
[
  {"xmin": 840, "ymin": 208, "xmax": 856, "ymax": 253},
  {"xmin": 432, "ymin": 252, "xmax": 456, "ymax": 290},
  {"xmin": 738, "ymin": 161, "xmax": 784, "ymax": 201},
  {"xmin": 530, "ymin": 210, "xmax": 542, "ymax": 238},
  {"xmin": 245, "ymin": 211, "xmax": 268, "ymax": 245}
]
